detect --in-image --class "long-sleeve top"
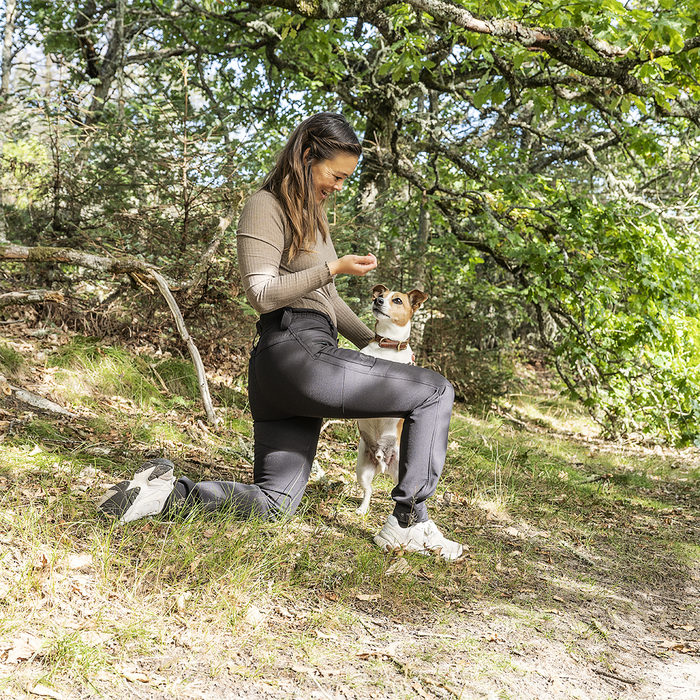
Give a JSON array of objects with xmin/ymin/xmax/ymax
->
[{"xmin": 237, "ymin": 189, "xmax": 375, "ymax": 350}]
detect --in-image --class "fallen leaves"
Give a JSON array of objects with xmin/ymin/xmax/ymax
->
[
  {"xmin": 658, "ymin": 639, "xmax": 699, "ymax": 655},
  {"xmin": 384, "ymin": 558, "xmax": 411, "ymax": 576},
  {"xmin": 4, "ymin": 633, "xmax": 43, "ymax": 663},
  {"xmin": 175, "ymin": 591, "xmax": 192, "ymax": 612},
  {"xmin": 0, "ymin": 375, "xmax": 11, "ymax": 396},
  {"xmin": 65, "ymin": 553, "xmax": 93, "ymax": 571},
  {"xmin": 291, "ymin": 663, "xmax": 317, "ymax": 675},
  {"xmin": 290, "ymin": 663, "xmax": 346, "ymax": 678},
  {"xmin": 315, "ymin": 630, "xmax": 338, "ymax": 640},
  {"xmin": 357, "ymin": 641, "xmax": 400, "ymax": 661},
  {"xmin": 670, "ymin": 623, "xmax": 696, "ymax": 632},
  {"xmin": 243, "ymin": 604, "xmax": 266, "ymax": 628},
  {"xmin": 27, "ymin": 684, "xmax": 64, "ymax": 699},
  {"xmin": 114, "ymin": 663, "xmax": 152, "ymax": 683}
]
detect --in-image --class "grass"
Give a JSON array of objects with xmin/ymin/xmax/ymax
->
[
  {"xmin": 0, "ymin": 341, "xmax": 23, "ymax": 375},
  {"xmin": 0, "ymin": 332, "xmax": 699, "ymax": 698}
]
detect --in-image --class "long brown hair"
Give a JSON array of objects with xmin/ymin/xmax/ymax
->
[{"xmin": 262, "ymin": 113, "xmax": 362, "ymax": 259}]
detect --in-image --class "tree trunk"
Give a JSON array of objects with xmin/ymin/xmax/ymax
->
[
  {"xmin": 355, "ymin": 113, "xmax": 393, "ymax": 234},
  {"xmin": 410, "ymin": 191, "xmax": 431, "ymax": 357},
  {"xmin": 1, "ymin": 0, "xmax": 16, "ymax": 95},
  {"xmin": 0, "ymin": 0, "xmax": 15, "ymax": 243},
  {"xmin": 85, "ymin": 0, "xmax": 126, "ymax": 125},
  {"xmin": 347, "ymin": 108, "xmax": 395, "ymax": 302}
]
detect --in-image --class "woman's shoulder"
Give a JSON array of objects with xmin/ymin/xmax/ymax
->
[
  {"xmin": 238, "ymin": 188, "xmax": 287, "ymax": 238},
  {"xmin": 242, "ymin": 188, "xmax": 283, "ymax": 213}
]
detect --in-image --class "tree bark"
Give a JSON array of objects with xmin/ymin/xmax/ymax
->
[
  {"xmin": 0, "ymin": 289, "xmax": 65, "ymax": 309},
  {"xmin": 1, "ymin": 0, "xmax": 16, "ymax": 95}
]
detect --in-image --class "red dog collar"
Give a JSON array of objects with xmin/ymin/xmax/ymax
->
[{"xmin": 374, "ymin": 334, "xmax": 409, "ymax": 351}]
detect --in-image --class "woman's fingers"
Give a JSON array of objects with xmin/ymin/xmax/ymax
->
[
  {"xmin": 353, "ymin": 253, "xmax": 378, "ymax": 274},
  {"xmin": 330, "ymin": 254, "xmax": 378, "ymax": 276}
]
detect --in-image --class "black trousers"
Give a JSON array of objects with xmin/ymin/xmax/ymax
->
[{"xmin": 167, "ymin": 308, "xmax": 454, "ymax": 523}]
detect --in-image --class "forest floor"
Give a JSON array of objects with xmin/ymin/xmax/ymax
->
[{"xmin": 0, "ymin": 316, "xmax": 699, "ymax": 700}]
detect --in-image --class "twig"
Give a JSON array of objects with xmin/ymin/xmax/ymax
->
[
  {"xmin": 593, "ymin": 668, "xmax": 639, "ymax": 685},
  {"xmin": 0, "ymin": 289, "xmax": 65, "ymax": 309},
  {"xmin": 148, "ymin": 269, "xmax": 218, "ymax": 426},
  {"xmin": 320, "ymin": 419, "xmax": 348, "ymax": 435},
  {"xmin": 638, "ymin": 644, "xmax": 668, "ymax": 659},
  {"xmin": 0, "ymin": 243, "xmax": 219, "ymax": 424},
  {"xmin": 149, "ymin": 364, "xmax": 171, "ymax": 394},
  {"xmin": 8, "ymin": 384, "xmax": 76, "ymax": 417}
]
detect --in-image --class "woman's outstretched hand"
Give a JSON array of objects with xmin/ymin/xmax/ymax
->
[{"xmin": 328, "ymin": 253, "xmax": 378, "ymax": 277}]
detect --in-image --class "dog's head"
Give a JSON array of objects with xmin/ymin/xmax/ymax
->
[{"xmin": 370, "ymin": 284, "xmax": 429, "ymax": 328}]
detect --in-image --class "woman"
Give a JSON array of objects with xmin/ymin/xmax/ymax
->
[{"xmin": 98, "ymin": 113, "xmax": 462, "ymax": 560}]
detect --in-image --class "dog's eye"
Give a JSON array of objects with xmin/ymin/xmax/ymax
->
[{"xmin": 392, "ymin": 298, "xmax": 403, "ymax": 304}]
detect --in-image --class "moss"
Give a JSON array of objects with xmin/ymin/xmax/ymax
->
[{"xmin": 25, "ymin": 246, "xmax": 67, "ymax": 263}]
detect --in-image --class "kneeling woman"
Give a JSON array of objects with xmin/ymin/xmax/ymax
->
[{"xmin": 98, "ymin": 112, "xmax": 462, "ymax": 560}]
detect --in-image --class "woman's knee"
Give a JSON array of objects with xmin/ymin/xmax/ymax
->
[
  {"xmin": 424, "ymin": 369, "xmax": 454, "ymax": 403},
  {"xmin": 441, "ymin": 375, "xmax": 455, "ymax": 402}
]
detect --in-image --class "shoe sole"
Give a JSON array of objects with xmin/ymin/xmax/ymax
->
[{"xmin": 98, "ymin": 459, "xmax": 175, "ymax": 524}]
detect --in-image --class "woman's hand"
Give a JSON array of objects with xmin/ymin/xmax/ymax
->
[{"xmin": 328, "ymin": 253, "xmax": 378, "ymax": 277}]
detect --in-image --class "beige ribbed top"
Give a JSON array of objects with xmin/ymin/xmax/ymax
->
[{"xmin": 237, "ymin": 190, "xmax": 374, "ymax": 349}]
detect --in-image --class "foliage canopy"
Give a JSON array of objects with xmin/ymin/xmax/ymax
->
[{"xmin": 2, "ymin": 0, "xmax": 700, "ymax": 442}]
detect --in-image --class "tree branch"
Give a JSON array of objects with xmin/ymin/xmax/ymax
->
[{"xmin": 0, "ymin": 289, "xmax": 65, "ymax": 309}]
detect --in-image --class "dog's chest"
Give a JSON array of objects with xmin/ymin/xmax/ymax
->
[{"xmin": 361, "ymin": 343, "xmax": 413, "ymax": 364}]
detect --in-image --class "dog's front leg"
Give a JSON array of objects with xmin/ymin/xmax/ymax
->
[{"xmin": 355, "ymin": 435, "xmax": 375, "ymax": 515}]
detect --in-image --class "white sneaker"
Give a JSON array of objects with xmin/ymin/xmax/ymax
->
[
  {"xmin": 374, "ymin": 515, "xmax": 463, "ymax": 560},
  {"xmin": 97, "ymin": 459, "xmax": 175, "ymax": 524}
]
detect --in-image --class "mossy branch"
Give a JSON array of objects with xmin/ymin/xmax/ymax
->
[{"xmin": 0, "ymin": 289, "xmax": 65, "ymax": 309}]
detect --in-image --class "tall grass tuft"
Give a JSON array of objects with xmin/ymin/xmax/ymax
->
[
  {"xmin": 0, "ymin": 341, "xmax": 24, "ymax": 375},
  {"xmin": 47, "ymin": 337, "xmax": 161, "ymax": 406}
]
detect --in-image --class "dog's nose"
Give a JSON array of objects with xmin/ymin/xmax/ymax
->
[{"xmin": 375, "ymin": 297, "xmax": 384, "ymax": 306}]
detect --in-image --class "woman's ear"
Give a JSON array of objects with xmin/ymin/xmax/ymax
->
[{"xmin": 302, "ymin": 147, "xmax": 311, "ymax": 165}]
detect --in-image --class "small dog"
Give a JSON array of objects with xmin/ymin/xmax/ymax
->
[{"xmin": 355, "ymin": 284, "xmax": 429, "ymax": 515}]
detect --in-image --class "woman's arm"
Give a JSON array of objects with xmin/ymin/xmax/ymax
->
[
  {"xmin": 331, "ymin": 293, "xmax": 375, "ymax": 349},
  {"xmin": 329, "ymin": 253, "xmax": 378, "ymax": 348},
  {"xmin": 327, "ymin": 254, "xmax": 378, "ymax": 277},
  {"xmin": 237, "ymin": 191, "xmax": 378, "ymax": 319}
]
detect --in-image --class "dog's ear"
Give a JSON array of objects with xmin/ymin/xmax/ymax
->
[
  {"xmin": 408, "ymin": 289, "xmax": 429, "ymax": 309},
  {"xmin": 372, "ymin": 284, "xmax": 389, "ymax": 299}
]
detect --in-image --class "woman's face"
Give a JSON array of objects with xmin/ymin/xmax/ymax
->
[{"xmin": 310, "ymin": 152, "xmax": 359, "ymax": 203}]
